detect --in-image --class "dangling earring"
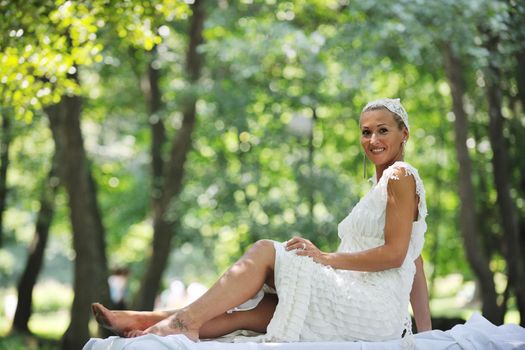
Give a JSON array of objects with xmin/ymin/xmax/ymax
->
[{"xmin": 363, "ymin": 153, "xmax": 367, "ymax": 179}]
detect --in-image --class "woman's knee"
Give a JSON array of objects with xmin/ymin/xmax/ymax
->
[
  {"xmin": 250, "ymin": 240, "xmax": 275, "ymax": 261},
  {"xmin": 252, "ymin": 239, "xmax": 274, "ymax": 253}
]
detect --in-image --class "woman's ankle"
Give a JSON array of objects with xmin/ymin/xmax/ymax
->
[{"xmin": 172, "ymin": 308, "xmax": 202, "ymax": 331}]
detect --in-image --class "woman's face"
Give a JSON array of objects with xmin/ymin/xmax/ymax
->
[{"xmin": 360, "ymin": 109, "xmax": 408, "ymax": 168}]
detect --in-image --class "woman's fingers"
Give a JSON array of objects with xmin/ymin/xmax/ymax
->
[
  {"xmin": 286, "ymin": 236, "xmax": 301, "ymax": 245},
  {"xmin": 295, "ymin": 247, "xmax": 322, "ymax": 261},
  {"xmin": 286, "ymin": 240, "xmax": 307, "ymax": 251},
  {"xmin": 286, "ymin": 239, "xmax": 327, "ymax": 265},
  {"xmin": 286, "ymin": 237, "xmax": 319, "ymax": 253},
  {"xmin": 285, "ymin": 243, "xmax": 301, "ymax": 251},
  {"xmin": 285, "ymin": 237, "xmax": 298, "ymax": 249}
]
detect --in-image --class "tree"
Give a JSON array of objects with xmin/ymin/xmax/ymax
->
[
  {"xmin": 12, "ymin": 157, "xmax": 58, "ymax": 333},
  {"xmin": 443, "ymin": 43, "xmax": 503, "ymax": 323},
  {"xmin": 482, "ymin": 23, "xmax": 525, "ymax": 325},
  {"xmin": 1, "ymin": 1, "xmax": 115, "ymax": 346},
  {"xmin": 1, "ymin": 1, "xmax": 187, "ymax": 345},
  {"xmin": 46, "ymin": 82, "xmax": 112, "ymax": 349},
  {"xmin": 133, "ymin": 0, "xmax": 206, "ymax": 311},
  {"xmin": 0, "ymin": 109, "xmax": 12, "ymax": 248}
]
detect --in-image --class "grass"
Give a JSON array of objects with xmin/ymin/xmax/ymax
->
[
  {"xmin": 0, "ymin": 282, "xmax": 70, "ymax": 350},
  {"xmin": 0, "ymin": 333, "xmax": 60, "ymax": 350},
  {"xmin": 28, "ymin": 310, "xmax": 70, "ymax": 339},
  {"xmin": 429, "ymin": 273, "xmax": 521, "ymax": 325}
]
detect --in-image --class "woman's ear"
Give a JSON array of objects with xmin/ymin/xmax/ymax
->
[{"xmin": 403, "ymin": 128, "xmax": 409, "ymax": 142}]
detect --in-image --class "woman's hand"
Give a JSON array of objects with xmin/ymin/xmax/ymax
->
[{"xmin": 285, "ymin": 236, "xmax": 329, "ymax": 265}]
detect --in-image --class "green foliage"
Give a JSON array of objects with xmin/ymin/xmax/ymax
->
[
  {"xmin": 0, "ymin": 334, "xmax": 59, "ymax": 350},
  {"xmin": 0, "ymin": 0, "xmax": 189, "ymax": 122},
  {"xmin": 1, "ymin": 0, "xmax": 524, "ymax": 333}
]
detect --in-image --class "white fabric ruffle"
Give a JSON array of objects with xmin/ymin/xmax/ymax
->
[{"xmin": 83, "ymin": 313, "xmax": 525, "ymax": 350}]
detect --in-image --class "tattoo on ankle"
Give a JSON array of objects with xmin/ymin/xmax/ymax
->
[{"xmin": 169, "ymin": 317, "xmax": 189, "ymax": 331}]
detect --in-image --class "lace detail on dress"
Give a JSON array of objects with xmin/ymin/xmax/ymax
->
[
  {"xmin": 402, "ymin": 314, "xmax": 413, "ymax": 337},
  {"xmin": 401, "ymin": 313, "xmax": 415, "ymax": 350}
]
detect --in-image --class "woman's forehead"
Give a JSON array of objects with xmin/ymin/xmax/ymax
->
[{"xmin": 360, "ymin": 109, "xmax": 396, "ymax": 127}]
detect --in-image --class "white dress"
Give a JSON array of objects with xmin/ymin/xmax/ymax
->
[{"xmin": 258, "ymin": 161, "xmax": 428, "ymax": 342}]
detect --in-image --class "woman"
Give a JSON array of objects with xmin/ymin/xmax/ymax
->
[{"xmin": 92, "ymin": 98, "xmax": 432, "ymax": 342}]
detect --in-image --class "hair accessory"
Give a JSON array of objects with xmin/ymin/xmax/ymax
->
[{"xmin": 362, "ymin": 98, "xmax": 409, "ymax": 131}]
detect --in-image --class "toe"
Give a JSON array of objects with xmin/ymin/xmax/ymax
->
[
  {"xmin": 91, "ymin": 303, "xmax": 104, "ymax": 318},
  {"xmin": 126, "ymin": 330, "xmax": 144, "ymax": 338}
]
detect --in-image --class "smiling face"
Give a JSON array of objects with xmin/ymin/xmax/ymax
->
[{"xmin": 360, "ymin": 108, "xmax": 409, "ymax": 172}]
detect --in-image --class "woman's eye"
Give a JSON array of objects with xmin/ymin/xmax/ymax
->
[
  {"xmin": 362, "ymin": 130, "xmax": 371, "ymax": 136},
  {"xmin": 379, "ymin": 128, "xmax": 388, "ymax": 134}
]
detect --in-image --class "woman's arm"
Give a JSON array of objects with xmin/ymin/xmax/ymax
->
[
  {"xmin": 410, "ymin": 255, "xmax": 432, "ymax": 332},
  {"xmin": 291, "ymin": 168, "xmax": 418, "ymax": 272}
]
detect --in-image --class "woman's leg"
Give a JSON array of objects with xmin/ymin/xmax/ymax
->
[
  {"xmin": 93, "ymin": 293, "xmax": 277, "ymax": 339},
  {"xmin": 93, "ymin": 240, "xmax": 277, "ymax": 340},
  {"xmin": 143, "ymin": 239, "xmax": 277, "ymax": 340},
  {"xmin": 199, "ymin": 294, "xmax": 277, "ymax": 338}
]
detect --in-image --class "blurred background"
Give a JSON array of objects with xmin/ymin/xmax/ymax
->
[{"xmin": 1, "ymin": 0, "xmax": 524, "ymax": 349}]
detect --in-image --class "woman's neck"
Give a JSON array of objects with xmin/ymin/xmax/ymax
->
[{"xmin": 375, "ymin": 158, "xmax": 404, "ymax": 181}]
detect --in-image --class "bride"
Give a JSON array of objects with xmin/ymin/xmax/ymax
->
[{"xmin": 92, "ymin": 98, "xmax": 432, "ymax": 342}]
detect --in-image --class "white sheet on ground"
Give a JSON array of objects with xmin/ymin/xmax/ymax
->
[{"xmin": 83, "ymin": 313, "xmax": 525, "ymax": 350}]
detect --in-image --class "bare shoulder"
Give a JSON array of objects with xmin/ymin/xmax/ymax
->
[{"xmin": 386, "ymin": 166, "xmax": 416, "ymax": 196}]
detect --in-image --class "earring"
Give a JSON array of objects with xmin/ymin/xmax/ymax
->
[{"xmin": 363, "ymin": 153, "xmax": 367, "ymax": 179}]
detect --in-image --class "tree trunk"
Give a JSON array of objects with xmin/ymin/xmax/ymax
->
[
  {"xmin": 508, "ymin": 0, "xmax": 525, "ymax": 112},
  {"xmin": 506, "ymin": 1, "xmax": 525, "ymax": 317},
  {"xmin": 142, "ymin": 47, "xmax": 166, "ymax": 219},
  {"xmin": 133, "ymin": 0, "xmax": 206, "ymax": 311},
  {"xmin": 442, "ymin": 43, "xmax": 504, "ymax": 324},
  {"xmin": 484, "ymin": 34, "xmax": 525, "ymax": 326},
  {"xmin": 12, "ymin": 156, "xmax": 59, "ymax": 333},
  {"xmin": 517, "ymin": 50, "xmax": 525, "ymax": 111},
  {"xmin": 46, "ymin": 83, "xmax": 111, "ymax": 349},
  {"xmin": 427, "ymin": 126, "xmax": 446, "ymax": 299},
  {"xmin": 0, "ymin": 110, "xmax": 11, "ymax": 248},
  {"xmin": 308, "ymin": 107, "xmax": 317, "ymax": 222}
]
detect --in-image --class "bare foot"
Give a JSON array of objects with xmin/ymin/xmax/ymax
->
[
  {"xmin": 143, "ymin": 310, "xmax": 200, "ymax": 341},
  {"xmin": 91, "ymin": 303, "xmax": 160, "ymax": 338}
]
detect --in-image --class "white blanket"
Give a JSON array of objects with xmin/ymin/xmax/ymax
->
[{"xmin": 83, "ymin": 313, "xmax": 525, "ymax": 350}]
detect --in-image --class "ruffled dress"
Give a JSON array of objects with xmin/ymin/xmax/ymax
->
[{"xmin": 242, "ymin": 161, "xmax": 427, "ymax": 342}]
